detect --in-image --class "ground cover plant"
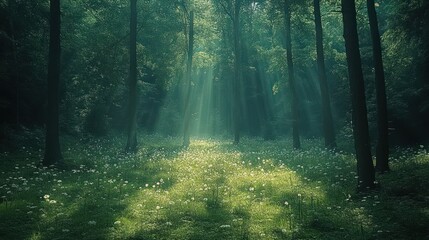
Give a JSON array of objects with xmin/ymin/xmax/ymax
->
[
  {"xmin": 1, "ymin": 135, "xmax": 428, "ymax": 240},
  {"xmin": 2, "ymin": 1, "xmax": 429, "ymax": 239}
]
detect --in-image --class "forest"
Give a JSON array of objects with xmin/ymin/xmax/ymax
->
[{"xmin": 0, "ymin": 0, "xmax": 428, "ymax": 239}]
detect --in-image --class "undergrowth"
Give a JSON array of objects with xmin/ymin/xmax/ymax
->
[{"xmin": 0, "ymin": 135, "xmax": 428, "ymax": 239}]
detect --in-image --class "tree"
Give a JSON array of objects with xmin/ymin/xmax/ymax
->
[
  {"xmin": 233, "ymin": 0, "xmax": 243, "ymax": 144},
  {"xmin": 125, "ymin": 0, "xmax": 138, "ymax": 152},
  {"xmin": 367, "ymin": 0, "xmax": 389, "ymax": 172},
  {"xmin": 183, "ymin": 10, "xmax": 194, "ymax": 148},
  {"xmin": 313, "ymin": 0, "xmax": 336, "ymax": 149},
  {"xmin": 217, "ymin": 0, "xmax": 243, "ymax": 144},
  {"xmin": 284, "ymin": 0, "xmax": 300, "ymax": 149},
  {"xmin": 341, "ymin": 0, "xmax": 375, "ymax": 190},
  {"xmin": 44, "ymin": 0, "xmax": 63, "ymax": 166}
]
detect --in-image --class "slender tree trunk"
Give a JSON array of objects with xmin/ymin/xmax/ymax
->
[
  {"xmin": 367, "ymin": 0, "xmax": 389, "ymax": 172},
  {"xmin": 183, "ymin": 11, "xmax": 194, "ymax": 148},
  {"xmin": 341, "ymin": 0, "xmax": 375, "ymax": 190},
  {"xmin": 44, "ymin": 0, "xmax": 63, "ymax": 166},
  {"xmin": 125, "ymin": 0, "xmax": 138, "ymax": 152},
  {"xmin": 314, "ymin": 0, "xmax": 336, "ymax": 149},
  {"xmin": 233, "ymin": 0, "xmax": 242, "ymax": 144},
  {"xmin": 284, "ymin": 0, "xmax": 300, "ymax": 149}
]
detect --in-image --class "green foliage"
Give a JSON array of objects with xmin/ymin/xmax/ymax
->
[
  {"xmin": 58, "ymin": 0, "xmax": 186, "ymax": 135},
  {"xmin": 1, "ymin": 0, "xmax": 428, "ymax": 143},
  {"xmin": 379, "ymin": 0, "xmax": 429, "ymax": 144},
  {"xmin": 85, "ymin": 104, "xmax": 110, "ymax": 136},
  {"xmin": 1, "ymin": 135, "xmax": 428, "ymax": 239},
  {"xmin": 0, "ymin": 125, "xmax": 44, "ymax": 152}
]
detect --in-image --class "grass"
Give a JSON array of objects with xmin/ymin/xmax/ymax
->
[{"xmin": 0, "ymin": 134, "xmax": 428, "ymax": 239}]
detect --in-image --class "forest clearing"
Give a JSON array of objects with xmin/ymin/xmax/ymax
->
[
  {"xmin": 1, "ymin": 0, "xmax": 429, "ymax": 239},
  {"xmin": 1, "ymin": 135, "xmax": 428, "ymax": 239}
]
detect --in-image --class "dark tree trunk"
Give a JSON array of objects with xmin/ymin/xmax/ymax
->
[
  {"xmin": 183, "ymin": 11, "xmax": 194, "ymax": 148},
  {"xmin": 284, "ymin": 0, "xmax": 300, "ymax": 149},
  {"xmin": 233, "ymin": 0, "xmax": 242, "ymax": 145},
  {"xmin": 44, "ymin": 0, "xmax": 63, "ymax": 166},
  {"xmin": 341, "ymin": 0, "xmax": 375, "ymax": 190},
  {"xmin": 125, "ymin": 0, "xmax": 138, "ymax": 152},
  {"xmin": 367, "ymin": 0, "xmax": 389, "ymax": 172},
  {"xmin": 314, "ymin": 0, "xmax": 336, "ymax": 149}
]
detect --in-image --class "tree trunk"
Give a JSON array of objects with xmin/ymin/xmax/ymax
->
[
  {"xmin": 284, "ymin": 0, "xmax": 300, "ymax": 149},
  {"xmin": 233, "ymin": 0, "xmax": 242, "ymax": 144},
  {"xmin": 367, "ymin": 0, "xmax": 389, "ymax": 172},
  {"xmin": 183, "ymin": 11, "xmax": 194, "ymax": 148},
  {"xmin": 341, "ymin": 0, "xmax": 375, "ymax": 190},
  {"xmin": 44, "ymin": 0, "xmax": 63, "ymax": 166},
  {"xmin": 125, "ymin": 0, "xmax": 138, "ymax": 152},
  {"xmin": 314, "ymin": 0, "xmax": 336, "ymax": 149}
]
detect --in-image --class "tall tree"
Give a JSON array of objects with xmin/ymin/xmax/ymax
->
[
  {"xmin": 44, "ymin": 0, "xmax": 63, "ymax": 166},
  {"xmin": 341, "ymin": 0, "xmax": 375, "ymax": 190},
  {"xmin": 125, "ymin": 0, "xmax": 138, "ymax": 152},
  {"xmin": 314, "ymin": 0, "xmax": 336, "ymax": 149},
  {"xmin": 284, "ymin": 0, "xmax": 300, "ymax": 149},
  {"xmin": 233, "ymin": 0, "xmax": 243, "ymax": 144},
  {"xmin": 183, "ymin": 10, "xmax": 194, "ymax": 148},
  {"xmin": 367, "ymin": 0, "xmax": 389, "ymax": 172}
]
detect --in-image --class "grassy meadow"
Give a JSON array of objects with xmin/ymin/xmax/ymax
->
[{"xmin": 1, "ymin": 135, "xmax": 428, "ymax": 239}]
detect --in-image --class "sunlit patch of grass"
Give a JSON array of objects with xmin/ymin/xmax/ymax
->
[
  {"xmin": 103, "ymin": 137, "xmax": 339, "ymax": 239},
  {"xmin": 1, "ymin": 135, "xmax": 428, "ymax": 239}
]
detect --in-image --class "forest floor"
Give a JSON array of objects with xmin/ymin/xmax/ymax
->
[{"xmin": 0, "ymin": 134, "xmax": 428, "ymax": 240}]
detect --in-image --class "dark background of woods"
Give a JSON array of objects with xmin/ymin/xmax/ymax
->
[{"xmin": 1, "ymin": 0, "xmax": 428, "ymax": 150}]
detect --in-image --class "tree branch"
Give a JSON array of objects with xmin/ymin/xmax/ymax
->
[{"xmin": 219, "ymin": 1, "xmax": 233, "ymax": 20}]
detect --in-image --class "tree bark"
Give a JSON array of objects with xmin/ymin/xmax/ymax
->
[
  {"xmin": 284, "ymin": 0, "xmax": 300, "ymax": 149},
  {"xmin": 44, "ymin": 0, "xmax": 63, "ymax": 166},
  {"xmin": 341, "ymin": 0, "xmax": 375, "ymax": 190},
  {"xmin": 314, "ymin": 0, "xmax": 336, "ymax": 149},
  {"xmin": 233, "ymin": 0, "xmax": 242, "ymax": 144},
  {"xmin": 125, "ymin": 0, "xmax": 138, "ymax": 152},
  {"xmin": 183, "ymin": 11, "xmax": 194, "ymax": 148},
  {"xmin": 367, "ymin": 0, "xmax": 389, "ymax": 172}
]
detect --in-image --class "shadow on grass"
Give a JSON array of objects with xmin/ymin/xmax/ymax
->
[
  {"xmin": 215, "ymin": 139, "xmax": 429, "ymax": 239},
  {"xmin": 128, "ymin": 201, "xmax": 250, "ymax": 240},
  {"xmin": 1, "ymin": 136, "xmax": 428, "ymax": 240},
  {"xmin": 371, "ymin": 155, "xmax": 429, "ymax": 240},
  {"xmin": 0, "ymin": 135, "xmax": 185, "ymax": 240},
  {"xmin": 40, "ymin": 140, "xmax": 185, "ymax": 239}
]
